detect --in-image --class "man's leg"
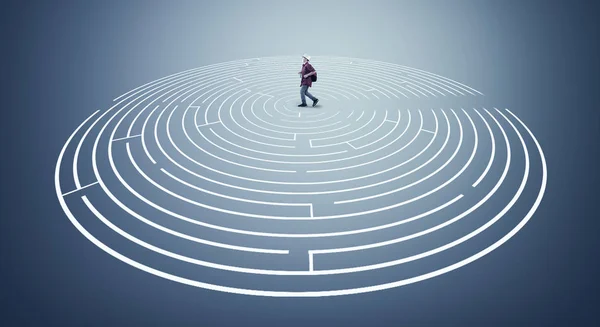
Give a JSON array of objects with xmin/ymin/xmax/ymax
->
[
  {"xmin": 305, "ymin": 87, "xmax": 318, "ymax": 106},
  {"xmin": 304, "ymin": 88, "xmax": 316, "ymax": 102},
  {"xmin": 299, "ymin": 85, "xmax": 307, "ymax": 105}
]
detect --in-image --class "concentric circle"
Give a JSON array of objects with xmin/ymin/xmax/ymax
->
[{"xmin": 55, "ymin": 55, "xmax": 547, "ymax": 296}]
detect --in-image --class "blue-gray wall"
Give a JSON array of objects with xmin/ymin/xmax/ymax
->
[{"xmin": 2, "ymin": 0, "xmax": 599, "ymax": 325}]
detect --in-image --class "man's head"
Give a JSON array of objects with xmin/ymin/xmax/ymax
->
[{"xmin": 302, "ymin": 54, "xmax": 310, "ymax": 63}]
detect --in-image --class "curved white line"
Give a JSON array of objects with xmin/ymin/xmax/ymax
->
[{"xmin": 472, "ymin": 108, "xmax": 496, "ymax": 187}]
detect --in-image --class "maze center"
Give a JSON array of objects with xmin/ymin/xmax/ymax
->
[{"xmin": 55, "ymin": 56, "xmax": 547, "ymax": 296}]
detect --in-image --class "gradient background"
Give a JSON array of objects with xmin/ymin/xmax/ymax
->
[{"xmin": 2, "ymin": 0, "xmax": 599, "ymax": 326}]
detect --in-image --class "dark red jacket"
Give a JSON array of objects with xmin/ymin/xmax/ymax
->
[{"xmin": 300, "ymin": 62, "xmax": 315, "ymax": 87}]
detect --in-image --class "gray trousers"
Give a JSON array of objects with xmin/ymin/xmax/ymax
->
[{"xmin": 300, "ymin": 85, "xmax": 317, "ymax": 104}]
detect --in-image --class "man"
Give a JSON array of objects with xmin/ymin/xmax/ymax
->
[{"xmin": 298, "ymin": 54, "xmax": 319, "ymax": 107}]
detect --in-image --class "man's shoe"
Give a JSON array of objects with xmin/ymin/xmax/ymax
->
[
  {"xmin": 298, "ymin": 103, "xmax": 307, "ymax": 107},
  {"xmin": 312, "ymin": 99, "xmax": 319, "ymax": 107}
]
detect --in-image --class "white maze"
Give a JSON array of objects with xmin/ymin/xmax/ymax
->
[{"xmin": 55, "ymin": 56, "xmax": 547, "ymax": 297}]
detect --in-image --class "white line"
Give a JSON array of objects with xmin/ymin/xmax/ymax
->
[
  {"xmin": 210, "ymin": 129, "xmax": 342, "ymax": 157},
  {"xmin": 55, "ymin": 128, "xmax": 544, "ymax": 294},
  {"xmin": 343, "ymin": 110, "xmax": 388, "ymax": 147},
  {"xmin": 397, "ymin": 75, "xmax": 440, "ymax": 97},
  {"xmin": 342, "ymin": 109, "xmax": 401, "ymax": 152},
  {"xmin": 81, "ymin": 196, "xmax": 289, "ymax": 260},
  {"xmin": 161, "ymin": 168, "xmax": 304, "ymax": 207},
  {"xmin": 355, "ymin": 111, "xmax": 365, "ymax": 121},
  {"xmin": 312, "ymin": 195, "xmax": 464, "ymax": 256},
  {"xmin": 256, "ymin": 92, "xmax": 274, "ymax": 98},
  {"xmin": 141, "ymin": 105, "xmax": 159, "ymax": 164},
  {"xmin": 112, "ymin": 134, "xmax": 141, "ymax": 142},
  {"xmin": 182, "ymin": 107, "xmax": 298, "ymax": 173},
  {"xmin": 473, "ymin": 108, "xmax": 495, "ymax": 187},
  {"xmin": 233, "ymin": 77, "xmax": 243, "ymax": 83},
  {"xmin": 62, "ymin": 181, "xmax": 99, "ymax": 196},
  {"xmin": 163, "ymin": 109, "xmax": 454, "ymax": 220},
  {"xmin": 299, "ymin": 195, "xmax": 461, "ymax": 238},
  {"xmin": 200, "ymin": 81, "xmax": 238, "ymax": 106},
  {"xmin": 310, "ymin": 111, "xmax": 377, "ymax": 146},
  {"xmin": 55, "ymin": 58, "xmax": 545, "ymax": 295},
  {"xmin": 229, "ymin": 90, "xmax": 299, "ymax": 141},
  {"xmin": 101, "ymin": 103, "xmax": 296, "ymax": 251},
  {"xmin": 311, "ymin": 61, "xmax": 463, "ymax": 98},
  {"xmin": 322, "ymin": 56, "xmax": 484, "ymax": 95},
  {"xmin": 336, "ymin": 109, "xmax": 466, "ymax": 205},
  {"xmin": 127, "ymin": 104, "xmax": 150, "ymax": 137},
  {"xmin": 421, "ymin": 129, "xmax": 434, "ymax": 134},
  {"xmin": 278, "ymin": 104, "xmax": 298, "ymax": 117},
  {"xmin": 281, "ymin": 111, "xmax": 340, "ymax": 123},
  {"xmin": 213, "ymin": 108, "xmax": 295, "ymax": 148},
  {"xmin": 197, "ymin": 121, "xmax": 221, "ymax": 127},
  {"xmin": 167, "ymin": 107, "xmax": 413, "ymax": 187},
  {"xmin": 307, "ymin": 107, "xmax": 522, "ymax": 274},
  {"xmin": 73, "ymin": 110, "xmax": 106, "ymax": 189},
  {"xmin": 53, "ymin": 109, "xmax": 460, "ymax": 239},
  {"xmin": 307, "ymin": 109, "xmax": 418, "ymax": 174},
  {"xmin": 262, "ymin": 97, "xmax": 273, "ymax": 117},
  {"xmin": 112, "ymin": 64, "xmax": 454, "ymax": 184},
  {"xmin": 250, "ymin": 95, "xmax": 346, "ymax": 132}
]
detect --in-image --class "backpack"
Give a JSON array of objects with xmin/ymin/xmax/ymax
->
[{"xmin": 308, "ymin": 64, "xmax": 317, "ymax": 82}]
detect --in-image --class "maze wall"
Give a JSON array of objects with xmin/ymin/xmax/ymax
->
[{"xmin": 55, "ymin": 56, "xmax": 547, "ymax": 297}]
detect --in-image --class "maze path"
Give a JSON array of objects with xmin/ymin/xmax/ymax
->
[{"xmin": 55, "ymin": 56, "xmax": 546, "ymax": 296}]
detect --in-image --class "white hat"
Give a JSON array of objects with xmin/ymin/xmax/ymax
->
[{"xmin": 302, "ymin": 54, "xmax": 310, "ymax": 61}]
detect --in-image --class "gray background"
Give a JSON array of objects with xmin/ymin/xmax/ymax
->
[{"xmin": 2, "ymin": 0, "xmax": 599, "ymax": 325}]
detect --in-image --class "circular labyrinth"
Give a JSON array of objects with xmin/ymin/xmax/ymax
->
[{"xmin": 55, "ymin": 55, "xmax": 547, "ymax": 297}]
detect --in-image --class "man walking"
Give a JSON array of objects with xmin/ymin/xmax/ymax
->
[{"xmin": 298, "ymin": 54, "xmax": 319, "ymax": 107}]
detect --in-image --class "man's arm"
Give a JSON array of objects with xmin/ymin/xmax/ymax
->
[{"xmin": 303, "ymin": 66, "xmax": 316, "ymax": 78}]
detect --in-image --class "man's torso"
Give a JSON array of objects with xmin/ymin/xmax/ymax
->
[{"xmin": 301, "ymin": 62, "xmax": 314, "ymax": 87}]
